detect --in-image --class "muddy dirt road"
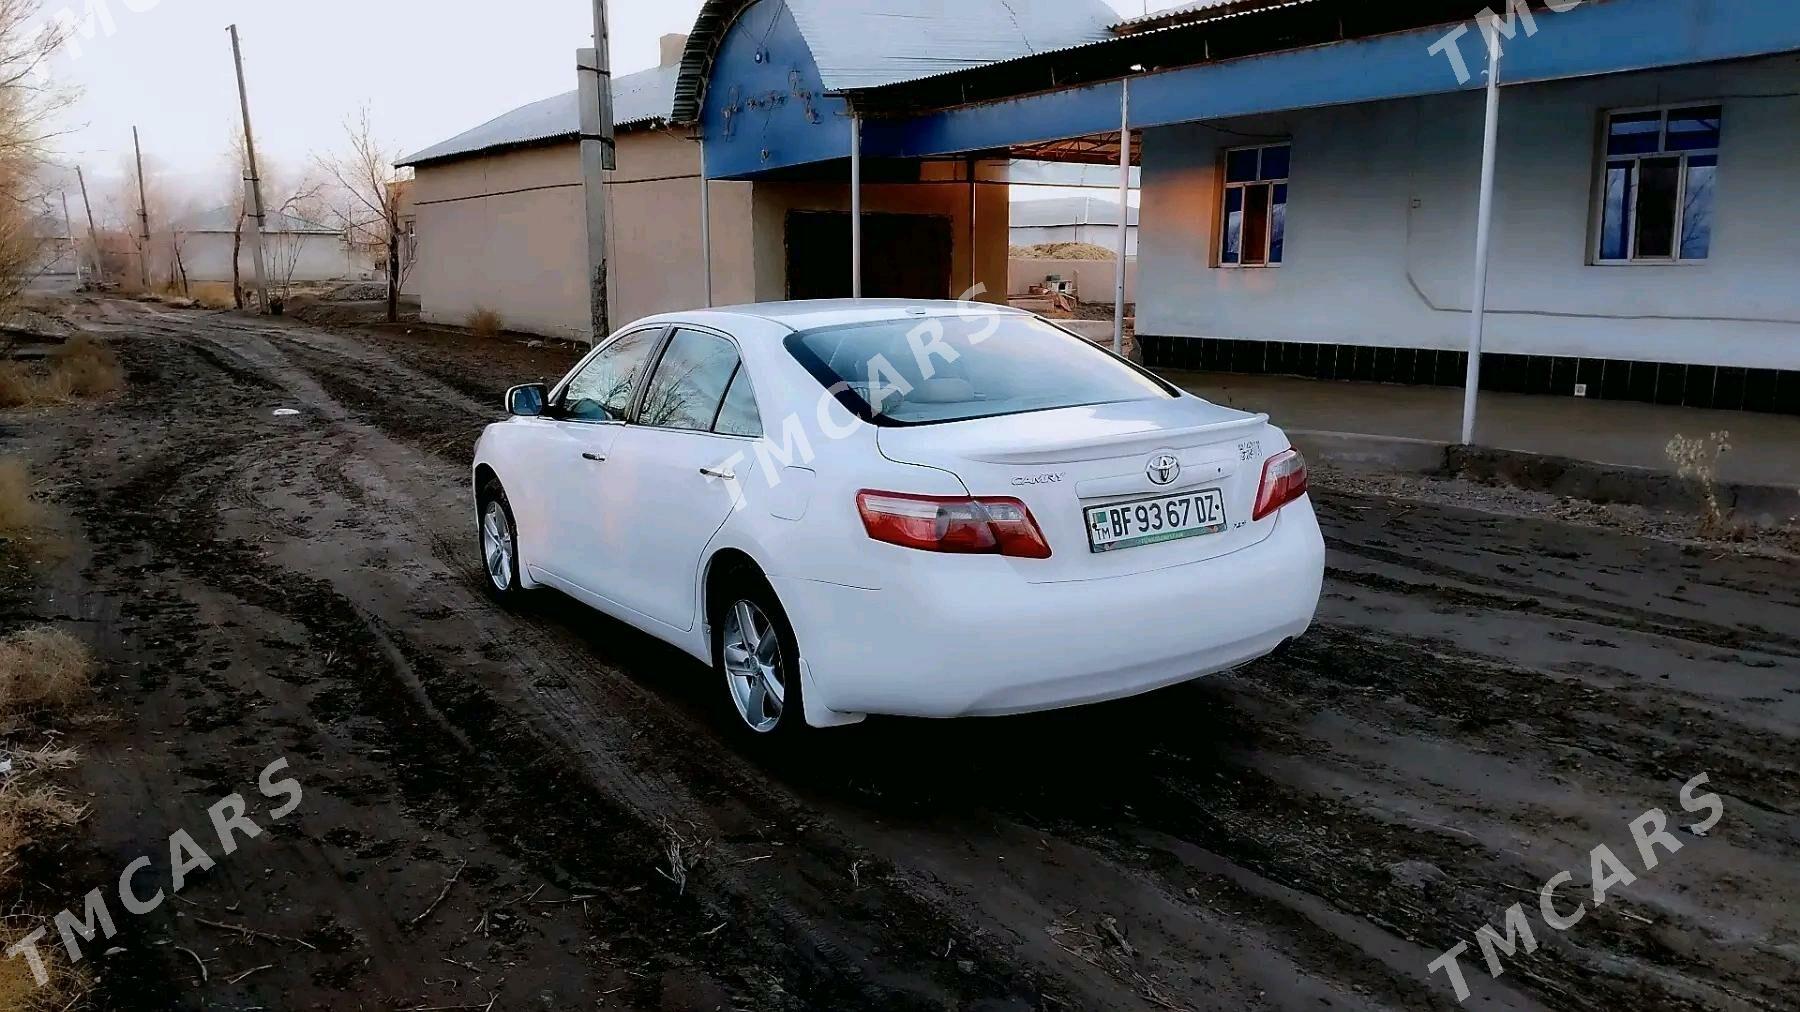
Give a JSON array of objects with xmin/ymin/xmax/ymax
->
[{"xmin": 4, "ymin": 298, "xmax": 1796, "ymax": 1011}]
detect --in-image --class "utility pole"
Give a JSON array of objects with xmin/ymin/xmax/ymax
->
[
  {"xmin": 227, "ymin": 24, "xmax": 272, "ymax": 314},
  {"xmin": 577, "ymin": 0, "xmax": 615, "ymax": 342},
  {"xmin": 75, "ymin": 166, "xmax": 103, "ymax": 286},
  {"xmin": 132, "ymin": 126, "xmax": 151, "ymax": 291},
  {"xmin": 60, "ymin": 190, "xmax": 80, "ymax": 286}
]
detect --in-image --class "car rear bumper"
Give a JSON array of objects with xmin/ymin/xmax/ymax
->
[{"xmin": 772, "ymin": 499, "xmax": 1325, "ymax": 720}]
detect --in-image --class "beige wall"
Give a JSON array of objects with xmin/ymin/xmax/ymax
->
[
  {"xmin": 1008, "ymin": 256, "xmax": 1137, "ymax": 304},
  {"xmin": 412, "ymin": 144, "xmax": 589, "ymax": 341},
  {"xmin": 606, "ymin": 130, "xmax": 755, "ymax": 324},
  {"xmin": 412, "ymin": 143, "xmax": 1007, "ymax": 342},
  {"xmin": 749, "ymin": 161, "xmax": 1009, "ymax": 305},
  {"xmin": 410, "ymin": 132, "xmax": 755, "ymax": 342}
]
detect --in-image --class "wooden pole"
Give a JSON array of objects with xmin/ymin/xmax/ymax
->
[
  {"xmin": 228, "ymin": 25, "xmax": 273, "ymax": 313},
  {"xmin": 132, "ymin": 127, "xmax": 151, "ymax": 290},
  {"xmin": 75, "ymin": 166, "xmax": 103, "ymax": 285}
]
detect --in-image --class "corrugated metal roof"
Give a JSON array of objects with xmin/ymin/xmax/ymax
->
[
  {"xmin": 1113, "ymin": 0, "xmax": 1315, "ymax": 33},
  {"xmin": 789, "ymin": 0, "xmax": 1120, "ymax": 91},
  {"xmin": 398, "ymin": 63, "xmax": 679, "ymax": 167},
  {"xmin": 178, "ymin": 206, "xmax": 339, "ymax": 234},
  {"xmin": 671, "ymin": 0, "xmax": 1119, "ymax": 121},
  {"xmin": 1010, "ymin": 194, "xmax": 1138, "ymax": 228}
]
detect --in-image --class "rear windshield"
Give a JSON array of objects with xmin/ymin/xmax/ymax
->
[{"xmin": 785, "ymin": 314, "xmax": 1176, "ymax": 426}]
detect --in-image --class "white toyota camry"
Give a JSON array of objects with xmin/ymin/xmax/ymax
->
[{"xmin": 472, "ymin": 300, "xmax": 1324, "ymax": 738}]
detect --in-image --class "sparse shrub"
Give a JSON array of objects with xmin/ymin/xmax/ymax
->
[
  {"xmin": 0, "ymin": 626, "xmax": 94, "ymax": 714},
  {"xmin": 0, "ymin": 456, "xmax": 44, "ymax": 537},
  {"xmin": 0, "ymin": 361, "xmax": 34, "ymax": 408},
  {"xmin": 1666, "ymin": 430, "xmax": 1736, "ymax": 537},
  {"xmin": 467, "ymin": 307, "xmax": 503, "ymax": 339},
  {"xmin": 50, "ymin": 336, "xmax": 123, "ymax": 399},
  {"xmin": 0, "ymin": 337, "xmax": 123, "ymax": 407}
]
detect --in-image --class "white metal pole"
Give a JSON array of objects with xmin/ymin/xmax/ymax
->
[
  {"xmin": 1460, "ymin": 32, "xmax": 1503, "ymax": 446},
  {"xmin": 969, "ymin": 157, "xmax": 979, "ymax": 295},
  {"xmin": 1112, "ymin": 78, "xmax": 1132, "ymax": 356},
  {"xmin": 850, "ymin": 115, "xmax": 863, "ymax": 299},
  {"xmin": 699, "ymin": 136, "xmax": 713, "ymax": 307}
]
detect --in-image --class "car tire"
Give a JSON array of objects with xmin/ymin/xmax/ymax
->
[
  {"xmin": 477, "ymin": 477, "xmax": 525, "ymax": 601},
  {"xmin": 712, "ymin": 567, "xmax": 807, "ymax": 741}
]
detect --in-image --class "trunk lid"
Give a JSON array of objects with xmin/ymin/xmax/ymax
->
[{"xmin": 877, "ymin": 397, "xmax": 1283, "ymax": 583}]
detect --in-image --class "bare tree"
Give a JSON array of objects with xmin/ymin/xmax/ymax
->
[
  {"xmin": 319, "ymin": 105, "xmax": 412, "ymax": 322},
  {"xmin": 0, "ymin": 0, "xmax": 71, "ymax": 316},
  {"xmin": 263, "ymin": 176, "xmax": 326, "ymax": 303}
]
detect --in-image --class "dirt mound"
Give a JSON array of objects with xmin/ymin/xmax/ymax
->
[{"xmin": 1009, "ymin": 242, "xmax": 1116, "ymax": 260}]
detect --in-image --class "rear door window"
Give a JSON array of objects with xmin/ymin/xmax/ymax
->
[
  {"xmin": 786, "ymin": 314, "xmax": 1174, "ymax": 426},
  {"xmin": 713, "ymin": 367, "xmax": 763, "ymax": 437},
  {"xmin": 638, "ymin": 328, "xmax": 742, "ymax": 432}
]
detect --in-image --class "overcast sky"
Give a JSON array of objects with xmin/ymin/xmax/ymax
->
[{"xmin": 42, "ymin": 0, "xmax": 1168, "ymax": 217}]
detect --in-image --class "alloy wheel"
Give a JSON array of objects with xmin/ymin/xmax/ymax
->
[
  {"xmin": 480, "ymin": 500, "xmax": 514, "ymax": 592},
  {"xmin": 722, "ymin": 599, "xmax": 785, "ymax": 733}
]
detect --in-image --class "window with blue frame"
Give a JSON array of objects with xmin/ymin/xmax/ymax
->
[
  {"xmin": 1219, "ymin": 142, "xmax": 1289, "ymax": 268},
  {"xmin": 1597, "ymin": 105, "xmax": 1721, "ymax": 263}
]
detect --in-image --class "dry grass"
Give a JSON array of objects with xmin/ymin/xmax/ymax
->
[
  {"xmin": 0, "ymin": 627, "xmax": 93, "ymax": 716},
  {"xmin": 0, "ymin": 456, "xmax": 43, "ymax": 538},
  {"xmin": 467, "ymin": 307, "xmax": 503, "ymax": 339},
  {"xmin": 0, "ymin": 748, "xmax": 91, "ymax": 1009},
  {"xmin": 0, "ymin": 923, "xmax": 89, "ymax": 1010},
  {"xmin": 51, "ymin": 337, "xmax": 124, "ymax": 399},
  {"xmin": 0, "ymin": 337, "xmax": 123, "ymax": 408},
  {"xmin": 188, "ymin": 281, "xmax": 236, "ymax": 310}
]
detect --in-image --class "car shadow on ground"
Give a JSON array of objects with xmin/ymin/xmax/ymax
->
[{"xmin": 507, "ymin": 578, "xmax": 1268, "ymax": 823}]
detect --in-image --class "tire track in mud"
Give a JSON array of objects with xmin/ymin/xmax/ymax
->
[{"xmin": 36, "ymin": 300, "xmax": 1800, "ymax": 1011}]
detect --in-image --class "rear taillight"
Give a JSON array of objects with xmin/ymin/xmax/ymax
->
[
  {"xmin": 856, "ymin": 491, "xmax": 1053, "ymax": 559},
  {"xmin": 1252, "ymin": 448, "xmax": 1309, "ymax": 521}
]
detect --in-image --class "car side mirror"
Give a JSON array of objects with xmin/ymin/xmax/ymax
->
[{"xmin": 506, "ymin": 383, "xmax": 548, "ymax": 417}]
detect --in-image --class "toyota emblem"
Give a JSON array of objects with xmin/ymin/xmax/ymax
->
[{"xmin": 1147, "ymin": 453, "xmax": 1181, "ymax": 486}]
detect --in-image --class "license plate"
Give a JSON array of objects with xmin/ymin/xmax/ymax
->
[{"xmin": 1085, "ymin": 489, "xmax": 1228, "ymax": 553}]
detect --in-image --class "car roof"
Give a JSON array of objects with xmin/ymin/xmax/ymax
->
[{"xmin": 636, "ymin": 299, "xmax": 1030, "ymax": 335}]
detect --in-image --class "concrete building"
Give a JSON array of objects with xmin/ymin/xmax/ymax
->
[
  {"xmin": 400, "ymin": 0, "xmax": 1799, "ymax": 415},
  {"xmin": 1131, "ymin": 54, "xmax": 1798, "ymax": 412},
  {"xmin": 677, "ymin": 0, "xmax": 1799, "ymax": 415},
  {"xmin": 1010, "ymin": 194, "xmax": 1138, "ymax": 255},
  {"xmin": 396, "ymin": 6, "xmax": 1111, "ymax": 341},
  {"xmin": 176, "ymin": 207, "xmax": 355, "ymax": 286},
  {"xmin": 398, "ymin": 36, "xmax": 734, "ymax": 340}
]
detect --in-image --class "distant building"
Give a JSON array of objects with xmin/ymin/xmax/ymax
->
[{"xmin": 175, "ymin": 207, "xmax": 355, "ymax": 286}]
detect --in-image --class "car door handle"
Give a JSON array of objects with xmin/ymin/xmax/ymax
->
[
  {"xmin": 699, "ymin": 467, "xmax": 736, "ymax": 480},
  {"xmin": 581, "ymin": 452, "xmax": 607, "ymax": 462}
]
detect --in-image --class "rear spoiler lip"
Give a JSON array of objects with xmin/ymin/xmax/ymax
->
[{"xmin": 951, "ymin": 414, "xmax": 1272, "ymax": 466}]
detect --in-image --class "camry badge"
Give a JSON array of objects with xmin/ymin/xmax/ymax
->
[{"xmin": 1147, "ymin": 453, "xmax": 1181, "ymax": 487}]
